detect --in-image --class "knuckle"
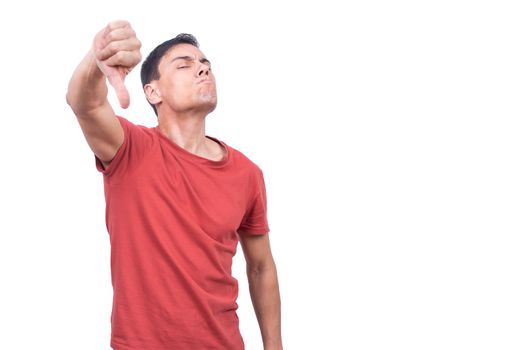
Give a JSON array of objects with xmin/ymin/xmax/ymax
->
[
  {"xmin": 94, "ymin": 50, "xmax": 104, "ymax": 61},
  {"xmin": 106, "ymin": 31, "xmax": 116, "ymax": 41},
  {"xmin": 113, "ymin": 51, "xmax": 123, "ymax": 60},
  {"xmin": 115, "ymin": 51, "xmax": 127, "ymax": 62},
  {"xmin": 108, "ymin": 41, "xmax": 120, "ymax": 53}
]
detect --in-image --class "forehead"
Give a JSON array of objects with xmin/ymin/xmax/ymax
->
[{"xmin": 163, "ymin": 43, "xmax": 206, "ymax": 62}]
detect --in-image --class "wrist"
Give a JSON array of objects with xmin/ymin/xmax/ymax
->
[
  {"xmin": 86, "ymin": 50, "xmax": 105, "ymax": 79},
  {"xmin": 264, "ymin": 339, "xmax": 283, "ymax": 350}
]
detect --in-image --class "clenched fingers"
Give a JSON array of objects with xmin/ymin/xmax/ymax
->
[
  {"xmin": 96, "ymin": 36, "xmax": 141, "ymax": 62},
  {"xmin": 100, "ymin": 49, "xmax": 142, "ymax": 68},
  {"xmin": 93, "ymin": 21, "xmax": 142, "ymax": 67}
]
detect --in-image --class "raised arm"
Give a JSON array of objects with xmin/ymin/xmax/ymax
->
[{"xmin": 66, "ymin": 20, "xmax": 141, "ymax": 166}]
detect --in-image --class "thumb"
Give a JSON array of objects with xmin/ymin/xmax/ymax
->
[{"xmin": 107, "ymin": 72, "xmax": 130, "ymax": 109}]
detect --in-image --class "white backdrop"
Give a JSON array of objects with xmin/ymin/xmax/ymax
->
[{"xmin": 0, "ymin": 1, "xmax": 523, "ymax": 349}]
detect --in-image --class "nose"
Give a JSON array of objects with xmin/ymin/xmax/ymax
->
[{"xmin": 197, "ymin": 64, "xmax": 211, "ymax": 77}]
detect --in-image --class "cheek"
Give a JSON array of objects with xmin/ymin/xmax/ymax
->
[{"xmin": 170, "ymin": 79, "xmax": 192, "ymax": 96}]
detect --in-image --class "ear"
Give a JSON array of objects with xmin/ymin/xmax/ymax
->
[{"xmin": 144, "ymin": 83, "xmax": 162, "ymax": 105}]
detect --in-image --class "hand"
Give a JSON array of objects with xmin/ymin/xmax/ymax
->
[{"xmin": 92, "ymin": 20, "xmax": 142, "ymax": 109}]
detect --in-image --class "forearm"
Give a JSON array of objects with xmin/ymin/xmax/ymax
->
[
  {"xmin": 247, "ymin": 261, "xmax": 282, "ymax": 350},
  {"xmin": 66, "ymin": 50, "xmax": 109, "ymax": 116}
]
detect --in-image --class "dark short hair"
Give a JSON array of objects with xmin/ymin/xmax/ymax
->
[{"xmin": 140, "ymin": 34, "xmax": 199, "ymax": 115}]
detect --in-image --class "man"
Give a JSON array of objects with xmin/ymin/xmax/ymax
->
[{"xmin": 66, "ymin": 20, "xmax": 282, "ymax": 350}]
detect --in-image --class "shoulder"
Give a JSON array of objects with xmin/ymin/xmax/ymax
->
[
  {"xmin": 221, "ymin": 141, "xmax": 267, "ymax": 193},
  {"xmin": 116, "ymin": 116, "xmax": 153, "ymax": 130},
  {"xmin": 224, "ymin": 141, "xmax": 264, "ymax": 174},
  {"xmin": 116, "ymin": 116, "xmax": 157, "ymax": 139}
]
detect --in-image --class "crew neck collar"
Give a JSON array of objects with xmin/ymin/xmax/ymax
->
[{"xmin": 154, "ymin": 127, "xmax": 230, "ymax": 167}]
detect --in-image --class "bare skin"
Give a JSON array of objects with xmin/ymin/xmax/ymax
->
[
  {"xmin": 66, "ymin": 20, "xmax": 282, "ymax": 350},
  {"xmin": 144, "ymin": 42, "xmax": 225, "ymax": 162}
]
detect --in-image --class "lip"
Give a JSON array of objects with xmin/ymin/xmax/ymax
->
[{"xmin": 197, "ymin": 79, "xmax": 214, "ymax": 85}]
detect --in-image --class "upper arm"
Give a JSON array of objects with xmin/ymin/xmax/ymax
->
[
  {"xmin": 75, "ymin": 102, "xmax": 124, "ymax": 165},
  {"xmin": 238, "ymin": 231, "xmax": 275, "ymax": 272}
]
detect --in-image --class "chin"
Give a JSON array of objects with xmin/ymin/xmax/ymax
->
[
  {"xmin": 198, "ymin": 94, "xmax": 217, "ymax": 111},
  {"xmin": 205, "ymin": 100, "xmax": 218, "ymax": 114},
  {"xmin": 200, "ymin": 92, "xmax": 216, "ymax": 102}
]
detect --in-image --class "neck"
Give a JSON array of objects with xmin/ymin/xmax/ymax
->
[{"xmin": 157, "ymin": 111, "xmax": 208, "ymax": 155}]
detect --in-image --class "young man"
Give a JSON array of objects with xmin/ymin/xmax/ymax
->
[{"xmin": 66, "ymin": 20, "xmax": 282, "ymax": 350}]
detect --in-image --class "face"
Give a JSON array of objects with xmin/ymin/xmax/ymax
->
[{"xmin": 150, "ymin": 43, "xmax": 217, "ymax": 115}]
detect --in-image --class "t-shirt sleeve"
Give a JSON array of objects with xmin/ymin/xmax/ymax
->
[
  {"xmin": 95, "ymin": 116, "xmax": 154, "ymax": 179},
  {"xmin": 238, "ymin": 168, "xmax": 270, "ymax": 235}
]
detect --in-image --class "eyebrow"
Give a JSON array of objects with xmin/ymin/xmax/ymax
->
[{"xmin": 170, "ymin": 56, "xmax": 211, "ymax": 65}]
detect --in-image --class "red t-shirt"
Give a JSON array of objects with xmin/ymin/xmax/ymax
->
[{"xmin": 95, "ymin": 117, "xmax": 270, "ymax": 350}]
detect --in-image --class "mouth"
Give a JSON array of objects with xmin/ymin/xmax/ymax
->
[{"xmin": 197, "ymin": 79, "xmax": 214, "ymax": 85}]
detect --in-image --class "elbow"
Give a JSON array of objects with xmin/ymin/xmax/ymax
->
[
  {"xmin": 66, "ymin": 92, "xmax": 82, "ymax": 117},
  {"xmin": 65, "ymin": 91, "xmax": 73, "ymax": 108},
  {"xmin": 247, "ymin": 258, "xmax": 276, "ymax": 276},
  {"xmin": 65, "ymin": 86, "xmax": 80, "ymax": 114}
]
